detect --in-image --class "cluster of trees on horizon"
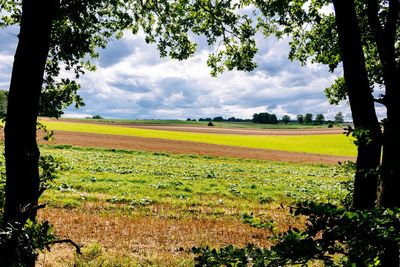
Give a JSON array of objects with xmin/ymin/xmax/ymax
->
[{"xmin": 188, "ymin": 112, "xmax": 345, "ymax": 125}]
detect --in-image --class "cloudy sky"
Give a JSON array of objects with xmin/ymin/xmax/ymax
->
[{"xmin": 0, "ymin": 25, "xmax": 358, "ymax": 121}]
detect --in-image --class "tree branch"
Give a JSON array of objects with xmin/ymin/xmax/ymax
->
[
  {"xmin": 45, "ymin": 239, "xmax": 82, "ymax": 254},
  {"xmin": 384, "ymin": 0, "xmax": 398, "ymax": 47},
  {"xmin": 374, "ymin": 97, "xmax": 387, "ymax": 106}
]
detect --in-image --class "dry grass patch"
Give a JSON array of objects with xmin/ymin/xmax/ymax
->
[{"xmin": 37, "ymin": 204, "xmax": 298, "ymax": 266}]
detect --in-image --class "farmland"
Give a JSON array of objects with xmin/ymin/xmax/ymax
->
[
  {"xmin": 35, "ymin": 145, "xmax": 351, "ymax": 266},
  {"xmin": 40, "ymin": 119, "xmax": 356, "ymax": 157},
  {"xmin": 3, "ymin": 120, "xmax": 355, "ymax": 265}
]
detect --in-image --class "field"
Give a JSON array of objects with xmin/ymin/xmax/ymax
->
[
  {"xmin": 5, "ymin": 119, "xmax": 355, "ymax": 266},
  {"xmin": 61, "ymin": 118, "xmax": 332, "ymax": 129},
  {"xmin": 40, "ymin": 119, "xmax": 356, "ymax": 157}
]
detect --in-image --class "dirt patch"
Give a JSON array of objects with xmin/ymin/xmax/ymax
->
[{"xmin": 38, "ymin": 130, "xmax": 354, "ymax": 164}]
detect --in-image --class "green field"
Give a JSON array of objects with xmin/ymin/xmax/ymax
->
[
  {"xmin": 39, "ymin": 145, "xmax": 351, "ymax": 210},
  {"xmin": 29, "ymin": 145, "xmax": 351, "ymax": 265},
  {"xmin": 42, "ymin": 120, "xmax": 356, "ymax": 156},
  {"xmin": 0, "ymin": 130, "xmax": 354, "ymax": 265}
]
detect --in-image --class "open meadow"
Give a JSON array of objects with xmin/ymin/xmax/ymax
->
[{"xmin": 5, "ymin": 119, "xmax": 356, "ymax": 266}]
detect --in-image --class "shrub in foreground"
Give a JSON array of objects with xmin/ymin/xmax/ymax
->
[{"xmin": 193, "ymin": 202, "xmax": 400, "ymax": 266}]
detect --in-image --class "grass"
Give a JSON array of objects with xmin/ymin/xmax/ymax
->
[
  {"xmin": 31, "ymin": 145, "xmax": 352, "ymax": 265},
  {"xmin": 39, "ymin": 145, "xmax": 351, "ymax": 210},
  {"xmin": 0, "ymin": 143, "xmax": 353, "ymax": 265},
  {"xmin": 41, "ymin": 120, "xmax": 356, "ymax": 156}
]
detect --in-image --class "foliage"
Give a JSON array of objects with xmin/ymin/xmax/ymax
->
[
  {"xmin": 192, "ymin": 244, "xmax": 270, "ymax": 267},
  {"xmin": 242, "ymin": 213, "xmax": 275, "ymax": 231},
  {"xmin": 193, "ymin": 202, "xmax": 400, "ymax": 266},
  {"xmin": 91, "ymin": 115, "xmax": 104, "ymax": 119},
  {"xmin": 0, "ymin": 0, "xmax": 135, "ymax": 117},
  {"xmin": 136, "ymin": 0, "xmax": 258, "ymax": 76},
  {"xmin": 0, "ymin": 90, "xmax": 7, "ymax": 118},
  {"xmin": 304, "ymin": 113, "xmax": 313, "ymax": 125},
  {"xmin": 281, "ymin": 115, "xmax": 290, "ymax": 124},
  {"xmin": 38, "ymin": 154, "xmax": 71, "ymax": 194},
  {"xmin": 325, "ymin": 77, "xmax": 347, "ymax": 105},
  {"xmin": 0, "ymin": 153, "xmax": 77, "ymax": 266},
  {"xmin": 252, "ymin": 113, "xmax": 278, "ymax": 124},
  {"xmin": 213, "ymin": 116, "xmax": 224, "ymax": 122},
  {"xmin": 270, "ymin": 203, "xmax": 400, "ymax": 266},
  {"xmin": 39, "ymin": 79, "xmax": 84, "ymax": 118},
  {"xmin": 315, "ymin": 114, "xmax": 325, "ymax": 125},
  {"xmin": 296, "ymin": 115, "xmax": 304, "ymax": 124},
  {"xmin": 335, "ymin": 112, "xmax": 344, "ymax": 124},
  {"xmin": 0, "ymin": 219, "xmax": 56, "ymax": 267}
]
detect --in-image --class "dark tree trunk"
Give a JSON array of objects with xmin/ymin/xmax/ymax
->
[
  {"xmin": 367, "ymin": 0, "xmax": 400, "ymax": 209},
  {"xmin": 367, "ymin": 0, "xmax": 400, "ymax": 265},
  {"xmin": 332, "ymin": 0, "xmax": 382, "ymax": 210},
  {"xmin": 3, "ymin": 0, "xmax": 55, "ymax": 223},
  {"xmin": 378, "ymin": 79, "xmax": 400, "ymax": 267}
]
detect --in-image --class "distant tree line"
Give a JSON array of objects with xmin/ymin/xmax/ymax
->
[
  {"xmin": 188, "ymin": 112, "xmax": 345, "ymax": 125},
  {"xmin": 252, "ymin": 112, "xmax": 345, "ymax": 125},
  {"xmin": 188, "ymin": 116, "xmax": 251, "ymax": 122},
  {"xmin": 252, "ymin": 112, "xmax": 278, "ymax": 124}
]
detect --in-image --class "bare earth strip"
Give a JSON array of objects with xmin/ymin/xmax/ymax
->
[{"xmin": 39, "ymin": 130, "xmax": 355, "ymax": 164}]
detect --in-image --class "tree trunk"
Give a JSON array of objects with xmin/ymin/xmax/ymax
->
[
  {"xmin": 378, "ymin": 77, "xmax": 400, "ymax": 267},
  {"xmin": 368, "ymin": 0, "xmax": 400, "ymax": 209},
  {"xmin": 332, "ymin": 0, "xmax": 382, "ymax": 210},
  {"xmin": 367, "ymin": 0, "xmax": 400, "ymax": 265},
  {"xmin": 4, "ymin": 0, "xmax": 55, "ymax": 223}
]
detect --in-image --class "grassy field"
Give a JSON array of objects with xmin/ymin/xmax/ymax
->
[
  {"xmin": 24, "ymin": 145, "xmax": 351, "ymax": 265},
  {"xmin": 40, "ymin": 145, "xmax": 350, "ymax": 210},
  {"xmin": 1, "ymin": 119, "xmax": 355, "ymax": 265},
  {"xmin": 41, "ymin": 120, "xmax": 356, "ymax": 156}
]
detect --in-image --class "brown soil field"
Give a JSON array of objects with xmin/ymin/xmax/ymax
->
[{"xmin": 37, "ymin": 130, "xmax": 354, "ymax": 164}]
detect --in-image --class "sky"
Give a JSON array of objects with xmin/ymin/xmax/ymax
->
[{"xmin": 0, "ymin": 25, "xmax": 360, "ymax": 121}]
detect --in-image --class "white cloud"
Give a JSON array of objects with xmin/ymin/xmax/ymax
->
[
  {"xmin": 1, "ymin": 28, "xmax": 357, "ymax": 121},
  {"xmin": 61, "ymin": 112, "xmax": 93, "ymax": 119}
]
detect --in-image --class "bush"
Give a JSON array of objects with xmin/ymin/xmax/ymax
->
[
  {"xmin": 193, "ymin": 202, "xmax": 400, "ymax": 266},
  {"xmin": 0, "ymin": 219, "xmax": 55, "ymax": 266},
  {"xmin": 0, "ymin": 155, "xmax": 80, "ymax": 266},
  {"xmin": 208, "ymin": 121, "xmax": 214, "ymax": 126},
  {"xmin": 91, "ymin": 115, "xmax": 103, "ymax": 119}
]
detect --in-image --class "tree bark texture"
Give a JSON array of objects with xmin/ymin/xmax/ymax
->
[
  {"xmin": 370, "ymin": 0, "xmax": 400, "ymax": 209},
  {"xmin": 367, "ymin": 1, "xmax": 400, "ymax": 265},
  {"xmin": 332, "ymin": 0, "xmax": 382, "ymax": 210},
  {"xmin": 4, "ymin": 0, "xmax": 56, "ymax": 223}
]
